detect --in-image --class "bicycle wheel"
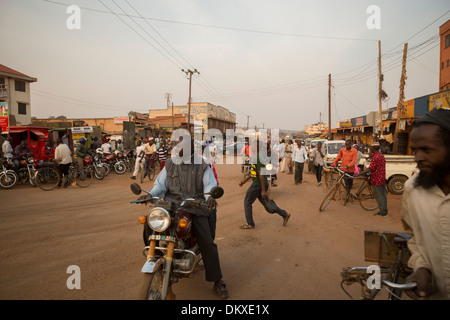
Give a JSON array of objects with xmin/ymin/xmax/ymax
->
[
  {"xmin": 324, "ymin": 170, "xmax": 335, "ymax": 189},
  {"xmin": 148, "ymin": 166, "xmax": 156, "ymax": 181},
  {"xmin": 74, "ymin": 166, "xmax": 94, "ymax": 188},
  {"xmin": 36, "ymin": 167, "xmax": 60, "ymax": 191},
  {"xmin": 359, "ymin": 184, "xmax": 378, "ymax": 211},
  {"xmin": 319, "ymin": 184, "xmax": 339, "ymax": 211}
]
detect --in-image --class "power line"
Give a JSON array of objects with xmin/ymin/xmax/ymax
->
[{"xmin": 43, "ymin": 0, "xmax": 378, "ymax": 42}]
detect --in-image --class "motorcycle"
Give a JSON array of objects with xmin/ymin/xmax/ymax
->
[
  {"xmin": 130, "ymin": 182, "xmax": 224, "ymax": 300},
  {"xmin": 83, "ymin": 154, "xmax": 105, "ymax": 180},
  {"xmin": 92, "ymin": 149, "xmax": 110, "ymax": 176},
  {"xmin": 17, "ymin": 156, "xmax": 37, "ymax": 187},
  {"xmin": 122, "ymin": 149, "xmax": 136, "ymax": 173},
  {"xmin": 99, "ymin": 149, "xmax": 127, "ymax": 175},
  {"xmin": 0, "ymin": 157, "xmax": 18, "ymax": 189}
]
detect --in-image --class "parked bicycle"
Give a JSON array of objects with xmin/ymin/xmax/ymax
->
[
  {"xmin": 341, "ymin": 230, "xmax": 417, "ymax": 300},
  {"xmin": 35, "ymin": 161, "xmax": 94, "ymax": 191},
  {"xmin": 319, "ymin": 167, "xmax": 377, "ymax": 212}
]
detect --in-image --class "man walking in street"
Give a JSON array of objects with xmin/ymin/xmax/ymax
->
[
  {"xmin": 400, "ymin": 107, "xmax": 450, "ymax": 300},
  {"xmin": 238, "ymin": 139, "xmax": 290, "ymax": 229},
  {"xmin": 310, "ymin": 141, "xmax": 325, "ymax": 186},
  {"xmin": 356, "ymin": 142, "xmax": 387, "ymax": 216},
  {"xmin": 293, "ymin": 139, "xmax": 307, "ymax": 184}
]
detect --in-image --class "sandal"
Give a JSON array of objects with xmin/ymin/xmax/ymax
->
[
  {"xmin": 240, "ymin": 224, "xmax": 254, "ymax": 229},
  {"xmin": 214, "ymin": 280, "xmax": 229, "ymax": 299}
]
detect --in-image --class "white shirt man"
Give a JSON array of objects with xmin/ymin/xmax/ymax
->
[
  {"xmin": 54, "ymin": 142, "xmax": 72, "ymax": 165},
  {"xmin": 101, "ymin": 141, "xmax": 112, "ymax": 154},
  {"xmin": 2, "ymin": 139, "xmax": 14, "ymax": 159},
  {"xmin": 293, "ymin": 141, "xmax": 307, "ymax": 184},
  {"xmin": 131, "ymin": 142, "xmax": 146, "ymax": 179}
]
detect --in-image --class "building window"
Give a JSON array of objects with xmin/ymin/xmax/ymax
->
[
  {"xmin": 18, "ymin": 102, "xmax": 27, "ymax": 115},
  {"xmin": 15, "ymin": 80, "xmax": 26, "ymax": 92},
  {"xmin": 446, "ymin": 35, "xmax": 450, "ymax": 48}
]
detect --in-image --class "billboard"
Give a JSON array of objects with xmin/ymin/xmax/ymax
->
[
  {"xmin": 429, "ymin": 91, "xmax": 450, "ymax": 110},
  {"xmin": 0, "ymin": 102, "xmax": 9, "ymax": 134}
]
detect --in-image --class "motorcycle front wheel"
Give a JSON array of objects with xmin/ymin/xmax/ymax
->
[
  {"xmin": 0, "ymin": 171, "xmax": 18, "ymax": 189},
  {"xmin": 137, "ymin": 267, "xmax": 166, "ymax": 300},
  {"xmin": 114, "ymin": 162, "xmax": 127, "ymax": 174}
]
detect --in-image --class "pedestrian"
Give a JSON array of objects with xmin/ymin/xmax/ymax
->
[
  {"xmin": 279, "ymin": 139, "xmax": 287, "ymax": 173},
  {"xmin": 143, "ymin": 138, "xmax": 156, "ymax": 173},
  {"xmin": 2, "ymin": 135, "xmax": 14, "ymax": 160},
  {"xmin": 285, "ymin": 139, "xmax": 294, "ymax": 174},
  {"xmin": 91, "ymin": 136, "xmax": 101, "ymax": 151},
  {"xmin": 400, "ymin": 107, "xmax": 450, "ymax": 300},
  {"xmin": 332, "ymin": 140, "xmax": 357, "ymax": 195},
  {"xmin": 54, "ymin": 138, "xmax": 73, "ymax": 188},
  {"xmin": 238, "ymin": 139, "xmax": 290, "ymax": 229},
  {"xmin": 157, "ymin": 142, "xmax": 168, "ymax": 171},
  {"xmin": 130, "ymin": 140, "xmax": 145, "ymax": 179},
  {"xmin": 310, "ymin": 141, "xmax": 325, "ymax": 185},
  {"xmin": 293, "ymin": 139, "xmax": 307, "ymax": 184},
  {"xmin": 356, "ymin": 142, "xmax": 387, "ymax": 216},
  {"xmin": 101, "ymin": 139, "xmax": 112, "ymax": 155},
  {"xmin": 75, "ymin": 137, "xmax": 88, "ymax": 166}
]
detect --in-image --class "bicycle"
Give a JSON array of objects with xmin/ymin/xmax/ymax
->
[
  {"xmin": 35, "ymin": 161, "xmax": 94, "ymax": 191},
  {"xmin": 140, "ymin": 156, "xmax": 159, "ymax": 183},
  {"xmin": 319, "ymin": 167, "xmax": 378, "ymax": 212},
  {"xmin": 340, "ymin": 229, "xmax": 417, "ymax": 300}
]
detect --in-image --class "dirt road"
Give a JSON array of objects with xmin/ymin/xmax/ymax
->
[{"xmin": 0, "ymin": 160, "xmax": 405, "ymax": 300}]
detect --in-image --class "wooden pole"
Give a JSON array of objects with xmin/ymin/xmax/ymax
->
[
  {"xmin": 328, "ymin": 74, "xmax": 331, "ymax": 139},
  {"xmin": 393, "ymin": 43, "xmax": 408, "ymax": 153}
]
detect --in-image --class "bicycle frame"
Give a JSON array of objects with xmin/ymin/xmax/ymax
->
[{"xmin": 341, "ymin": 233, "xmax": 415, "ymax": 300}]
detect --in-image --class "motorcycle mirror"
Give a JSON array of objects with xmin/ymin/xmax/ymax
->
[
  {"xmin": 130, "ymin": 183, "xmax": 142, "ymax": 195},
  {"xmin": 209, "ymin": 186, "xmax": 224, "ymax": 199}
]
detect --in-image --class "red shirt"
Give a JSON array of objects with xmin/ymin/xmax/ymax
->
[
  {"xmin": 333, "ymin": 147, "xmax": 357, "ymax": 172},
  {"xmin": 369, "ymin": 152, "xmax": 386, "ymax": 186}
]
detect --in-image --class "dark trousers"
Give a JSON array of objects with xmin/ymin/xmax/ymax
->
[
  {"xmin": 344, "ymin": 172, "xmax": 354, "ymax": 193},
  {"xmin": 58, "ymin": 163, "xmax": 71, "ymax": 186},
  {"xmin": 372, "ymin": 184, "xmax": 388, "ymax": 214},
  {"xmin": 244, "ymin": 183, "xmax": 287, "ymax": 227},
  {"xmin": 315, "ymin": 165, "xmax": 323, "ymax": 183},
  {"xmin": 192, "ymin": 214, "xmax": 222, "ymax": 282},
  {"xmin": 294, "ymin": 161, "xmax": 304, "ymax": 183}
]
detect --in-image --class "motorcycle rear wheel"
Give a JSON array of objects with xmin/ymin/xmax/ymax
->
[
  {"xmin": 74, "ymin": 166, "xmax": 94, "ymax": 188},
  {"xmin": 138, "ymin": 267, "xmax": 166, "ymax": 300}
]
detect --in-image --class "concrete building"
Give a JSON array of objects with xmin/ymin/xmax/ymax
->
[
  {"xmin": 0, "ymin": 64, "xmax": 37, "ymax": 127},
  {"xmin": 439, "ymin": 19, "xmax": 450, "ymax": 91},
  {"xmin": 148, "ymin": 102, "xmax": 236, "ymax": 134},
  {"xmin": 304, "ymin": 122, "xmax": 328, "ymax": 137}
]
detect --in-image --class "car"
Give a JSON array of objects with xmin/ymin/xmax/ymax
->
[{"xmin": 323, "ymin": 140, "xmax": 346, "ymax": 167}]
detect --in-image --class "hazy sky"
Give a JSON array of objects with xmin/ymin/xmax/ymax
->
[{"xmin": 1, "ymin": 0, "xmax": 449, "ymax": 130}]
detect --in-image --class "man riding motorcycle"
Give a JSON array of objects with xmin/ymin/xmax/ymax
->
[{"xmin": 139, "ymin": 134, "xmax": 229, "ymax": 299}]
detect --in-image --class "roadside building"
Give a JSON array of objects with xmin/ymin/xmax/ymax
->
[
  {"xmin": 439, "ymin": 19, "xmax": 450, "ymax": 91},
  {"xmin": 0, "ymin": 64, "xmax": 37, "ymax": 129}
]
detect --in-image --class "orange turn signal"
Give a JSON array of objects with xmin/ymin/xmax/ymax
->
[
  {"xmin": 138, "ymin": 216, "xmax": 147, "ymax": 224},
  {"xmin": 178, "ymin": 218, "xmax": 188, "ymax": 228}
]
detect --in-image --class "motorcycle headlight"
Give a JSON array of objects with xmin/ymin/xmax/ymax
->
[
  {"xmin": 147, "ymin": 208, "xmax": 171, "ymax": 232},
  {"xmin": 265, "ymin": 163, "xmax": 273, "ymax": 171}
]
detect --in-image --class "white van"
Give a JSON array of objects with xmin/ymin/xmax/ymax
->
[{"xmin": 323, "ymin": 140, "xmax": 346, "ymax": 167}]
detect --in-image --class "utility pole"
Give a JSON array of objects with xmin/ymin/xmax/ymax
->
[
  {"xmin": 378, "ymin": 40, "xmax": 383, "ymax": 138},
  {"xmin": 182, "ymin": 69, "xmax": 199, "ymax": 133},
  {"xmin": 393, "ymin": 43, "xmax": 408, "ymax": 153},
  {"xmin": 328, "ymin": 74, "xmax": 331, "ymax": 139},
  {"xmin": 171, "ymin": 102, "xmax": 174, "ymax": 130},
  {"xmin": 246, "ymin": 115, "xmax": 249, "ymax": 130}
]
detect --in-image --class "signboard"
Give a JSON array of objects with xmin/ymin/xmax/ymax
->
[
  {"xmin": 114, "ymin": 117, "xmax": 129, "ymax": 124},
  {"xmin": 429, "ymin": 91, "xmax": 450, "ymax": 110},
  {"xmin": 71, "ymin": 126, "xmax": 93, "ymax": 134},
  {"xmin": 0, "ymin": 102, "xmax": 9, "ymax": 134},
  {"xmin": 404, "ymin": 99, "xmax": 415, "ymax": 118}
]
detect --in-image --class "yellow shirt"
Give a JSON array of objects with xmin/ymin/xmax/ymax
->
[
  {"xmin": 401, "ymin": 174, "xmax": 450, "ymax": 299},
  {"xmin": 144, "ymin": 143, "xmax": 156, "ymax": 155}
]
